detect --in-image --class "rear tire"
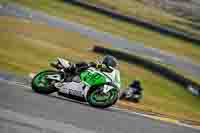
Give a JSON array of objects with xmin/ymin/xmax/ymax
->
[{"xmin": 31, "ymin": 70, "xmax": 58, "ymax": 94}]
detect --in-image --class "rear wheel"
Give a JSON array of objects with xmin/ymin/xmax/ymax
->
[
  {"xmin": 31, "ymin": 70, "xmax": 58, "ymax": 94},
  {"xmin": 87, "ymin": 87, "xmax": 118, "ymax": 108}
]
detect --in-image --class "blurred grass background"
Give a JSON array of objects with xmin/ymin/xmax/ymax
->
[
  {"xmin": 0, "ymin": 16, "xmax": 199, "ymax": 122},
  {"xmin": 0, "ymin": 0, "xmax": 200, "ymax": 65}
]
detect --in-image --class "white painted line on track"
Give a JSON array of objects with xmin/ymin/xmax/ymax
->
[
  {"xmin": 111, "ymin": 106, "xmax": 177, "ymax": 122},
  {"xmin": 0, "ymin": 78, "xmax": 199, "ymax": 130},
  {"xmin": 111, "ymin": 106, "xmax": 200, "ymax": 130}
]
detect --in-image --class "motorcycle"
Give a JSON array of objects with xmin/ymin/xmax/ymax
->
[{"xmin": 31, "ymin": 58, "xmax": 119, "ymax": 108}]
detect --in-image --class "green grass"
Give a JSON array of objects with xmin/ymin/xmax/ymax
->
[
  {"xmin": 0, "ymin": 0, "xmax": 200, "ymax": 66},
  {"xmin": 0, "ymin": 16, "xmax": 199, "ymax": 122},
  {"xmin": 0, "ymin": 17, "xmax": 98, "ymax": 74}
]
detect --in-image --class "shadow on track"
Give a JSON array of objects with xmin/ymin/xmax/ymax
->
[{"xmin": 25, "ymin": 89, "xmax": 118, "ymax": 113}]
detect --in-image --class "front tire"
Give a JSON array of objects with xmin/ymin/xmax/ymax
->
[
  {"xmin": 31, "ymin": 70, "xmax": 58, "ymax": 94},
  {"xmin": 86, "ymin": 87, "xmax": 119, "ymax": 108}
]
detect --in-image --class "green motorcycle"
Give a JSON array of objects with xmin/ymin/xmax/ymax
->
[{"xmin": 31, "ymin": 58, "xmax": 119, "ymax": 108}]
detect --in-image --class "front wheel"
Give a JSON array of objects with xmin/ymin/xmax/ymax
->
[
  {"xmin": 86, "ymin": 87, "xmax": 119, "ymax": 108},
  {"xmin": 31, "ymin": 70, "xmax": 58, "ymax": 94}
]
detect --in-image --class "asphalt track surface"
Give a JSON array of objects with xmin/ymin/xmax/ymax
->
[
  {"xmin": 0, "ymin": 3, "xmax": 200, "ymax": 78},
  {"xmin": 0, "ymin": 74, "xmax": 199, "ymax": 133}
]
